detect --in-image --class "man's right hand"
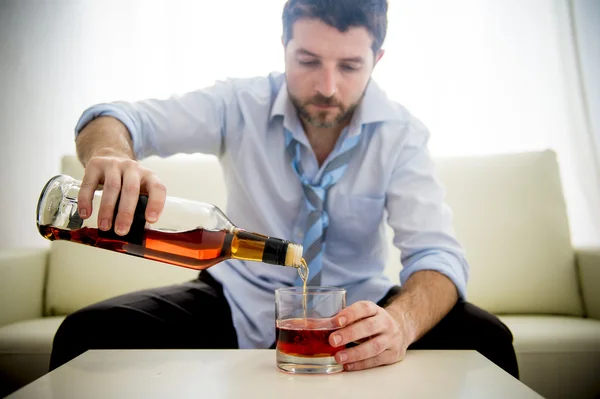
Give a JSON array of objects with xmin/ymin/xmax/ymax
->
[{"xmin": 77, "ymin": 156, "xmax": 167, "ymax": 236}]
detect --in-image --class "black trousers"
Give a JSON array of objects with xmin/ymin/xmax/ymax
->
[{"xmin": 49, "ymin": 272, "xmax": 519, "ymax": 379}]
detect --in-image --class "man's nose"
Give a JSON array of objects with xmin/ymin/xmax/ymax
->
[{"xmin": 315, "ymin": 67, "xmax": 337, "ymax": 98}]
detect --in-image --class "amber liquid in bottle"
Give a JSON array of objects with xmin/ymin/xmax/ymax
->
[{"xmin": 38, "ymin": 225, "xmax": 297, "ymax": 270}]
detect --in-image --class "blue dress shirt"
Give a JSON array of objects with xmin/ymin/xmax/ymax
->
[{"xmin": 75, "ymin": 71, "xmax": 469, "ymax": 349}]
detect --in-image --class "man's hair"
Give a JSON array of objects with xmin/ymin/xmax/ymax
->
[{"xmin": 282, "ymin": 0, "xmax": 388, "ymax": 54}]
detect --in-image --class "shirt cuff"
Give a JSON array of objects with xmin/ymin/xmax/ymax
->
[
  {"xmin": 74, "ymin": 104, "xmax": 143, "ymax": 159},
  {"xmin": 399, "ymin": 249, "xmax": 469, "ymax": 301}
]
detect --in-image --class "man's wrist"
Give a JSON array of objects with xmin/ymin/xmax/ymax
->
[
  {"xmin": 88, "ymin": 147, "xmax": 133, "ymax": 159},
  {"xmin": 79, "ymin": 147, "xmax": 133, "ymax": 167},
  {"xmin": 76, "ymin": 116, "xmax": 136, "ymax": 166},
  {"xmin": 385, "ymin": 302, "xmax": 418, "ymax": 345},
  {"xmin": 382, "ymin": 271, "xmax": 459, "ymax": 346}
]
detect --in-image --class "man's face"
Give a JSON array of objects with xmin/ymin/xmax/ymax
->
[{"xmin": 284, "ymin": 18, "xmax": 382, "ymax": 129}]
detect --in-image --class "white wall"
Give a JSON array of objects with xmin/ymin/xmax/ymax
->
[
  {"xmin": 1, "ymin": 1, "xmax": 79, "ymax": 249},
  {"xmin": 572, "ymin": 0, "xmax": 600, "ymax": 166},
  {"xmin": 1, "ymin": 0, "xmax": 598, "ymax": 249}
]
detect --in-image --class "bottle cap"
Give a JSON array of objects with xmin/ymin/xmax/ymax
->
[{"xmin": 285, "ymin": 243, "xmax": 303, "ymax": 267}]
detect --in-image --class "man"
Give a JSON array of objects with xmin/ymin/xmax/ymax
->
[{"xmin": 50, "ymin": 0, "xmax": 519, "ymax": 377}]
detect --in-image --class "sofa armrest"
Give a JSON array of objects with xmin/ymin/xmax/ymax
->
[
  {"xmin": 0, "ymin": 248, "xmax": 49, "ymax": 327},
  {"xmin": 575, "ymin": 247, "xmax": 600, "ymax": 320}
]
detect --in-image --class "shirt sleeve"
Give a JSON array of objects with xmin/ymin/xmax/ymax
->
[
  {"xmin": 74, "ymin": 79, "xmax": 240, "ymax": 160},
  {"xmin": 385, "ymin": 118, "xmax": 469, "ymax": 300}
]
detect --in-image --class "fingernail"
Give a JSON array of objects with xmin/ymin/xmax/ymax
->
[
  {"xmin": 100, "ymin": 219, "xmax": 109, "ymax": 230},
  {"xmin": 147, "ymin": 212, "xmax": 158, "ymax": 222},
  {"xmin": 338, "ymin": 352, "xmax": 347, "ymax": 362},
  {"xmin": 332, "ymin": 334, "xmax": 341, "ymax": 346},
  {"xmin": 345, "ymin": 363, "xmax": 354, "ymax": 370},
  {"xmin": 116, "ymin": 224, "xmax": 128, "ymax": 235},
  {"xmin": 79, "ymin": 208, "xmax": 87, "ymax": 218},
  {"xmin": 338, "ymin": 316, "xmax": 347, "ymax": 327}
]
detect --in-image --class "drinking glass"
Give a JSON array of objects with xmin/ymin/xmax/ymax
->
[{"xmin": 275, "ymin": 286, "xmax": 346, "ymax": 374}]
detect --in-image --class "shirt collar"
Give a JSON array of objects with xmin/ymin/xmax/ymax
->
[
  {"xmin": 270, "ymin": 79, "xmax": 302, "ymax": 135},
  {"xmin": 353, "ymin": 78, "xmax": 405, "ymax": 125},
  {"xmin": 269, "ymin": 76, "xmax": 404, "ymax": 130}
]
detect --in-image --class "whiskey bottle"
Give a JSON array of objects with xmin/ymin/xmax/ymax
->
[{"xmin": 36, "ymin": 174, "xmax": 303, "ymax": 270}]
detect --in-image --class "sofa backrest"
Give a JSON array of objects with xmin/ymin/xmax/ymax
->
[
  {"xmin": 44, "ymin": 150, "xmax": 583, "ymax": 317},
  {"xmin": 434, "ymin": 150, "xmax": 581, "ymax": 316}
]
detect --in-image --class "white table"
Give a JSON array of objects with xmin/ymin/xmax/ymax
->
[{"xmin": 7, "ymin": 349, "xmax": 543, "ymax": 398}]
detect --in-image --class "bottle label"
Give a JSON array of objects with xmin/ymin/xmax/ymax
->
[
  {"xmin": 98, "ymin": 195, "xmax": 148, "ymax": 245},
  {"xmin": 263, "ymin": 237, "xmax": 288, "ymax": 266}
]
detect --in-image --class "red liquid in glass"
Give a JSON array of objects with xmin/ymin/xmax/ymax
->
[{"xmin": 276, "ymin": 318, "xmax": 342, "ymax": 357}]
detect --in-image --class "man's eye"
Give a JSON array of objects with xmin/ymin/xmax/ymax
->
[
  {"xmin": 340, "ymin": 64, "xmax": 359, "ymax": 72},
  {"xmin": 299, "ymin": 60, "xmax": 319, "ymax": 67}
]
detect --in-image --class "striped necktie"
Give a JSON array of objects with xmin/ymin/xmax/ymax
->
[{"xmin": 285, "ymin": 128, "xmax": 361, "ymax": 286}]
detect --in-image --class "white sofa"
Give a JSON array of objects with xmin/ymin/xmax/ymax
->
[{"xmin": 1, "ymin": 150, "xmax": 599, "ymax": 398}]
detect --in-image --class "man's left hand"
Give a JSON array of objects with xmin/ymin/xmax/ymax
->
[{"xmin": 328, "ymin": 300, "xmax": 415, "ymax": 371}]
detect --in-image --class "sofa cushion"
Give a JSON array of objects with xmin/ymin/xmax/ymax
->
[
  {"xmin": 46, "ymin": 243, "xmax": 201, "ymax": 316},
  {"xmin": 499, "ymin": 315, "xmax": 600, "ymax": 399},
  {"xmin": 434, "ymin": 151, "xmax": 582, "ymax": 316},
  {"xmin": 0, "ymin": 316, "xmax": 65, "ymax": 397},
  {"xmin": 0, "ymin": 248, "xmax": 47, "ymax": 327},
  {"xmin": 45, "ymin": 154, "xmax": 226, "ymax": 316}
]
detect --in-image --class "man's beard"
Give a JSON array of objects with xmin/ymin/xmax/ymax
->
[{"xmin": 288, "ymin": 91, "xmax": 360, "ymax": 129}]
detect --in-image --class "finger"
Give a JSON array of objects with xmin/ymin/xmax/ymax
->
[
  {"xmin": 330, "ymin": 314, "xmax": 385, "ymax": 347},
  {"xmin": 97, "ymin": 165, "xmax": 122, "ymax": 231},
  {"xmin": 334, "ymin": 334, "xmax": 388, "ymax": 364},
  {"xmin": 344, "ymin": 350, "xmax": 397, "ymax": 372},
  {"xmin": 335, "ymin": 300, "xmax": 379, "ymax": 328},
  {"xmin": 114, "ymin": 166, "xmax": 141, "ymax": 235},
  {"xmin": 78, "ymin": 165, "xmax": 102, "ymax": 220},
  {"xmin": 142, "ymin": 174, "xmax": 167, "ymax": 223}
]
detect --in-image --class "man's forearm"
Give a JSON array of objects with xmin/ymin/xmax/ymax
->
[
  {"xmin": 384, "ymin": 270, "xmax": 459, "ymax": 344},
  {"xmin": 76, "ymin": 116, "xmax": 135, "ymax": 166}
]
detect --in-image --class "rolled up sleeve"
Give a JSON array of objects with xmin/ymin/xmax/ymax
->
[
  {"xmin": 74, "ymin": 79, "xmax": 240, "ymax": 160},
  {"xmin": 385, "ymin": 120, "xmax": 469, "ymax": 300}
]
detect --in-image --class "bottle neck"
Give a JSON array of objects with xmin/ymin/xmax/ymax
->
[{"xmin": 231, "ymin": 228, "xmax": 301, "ymax": 267}]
